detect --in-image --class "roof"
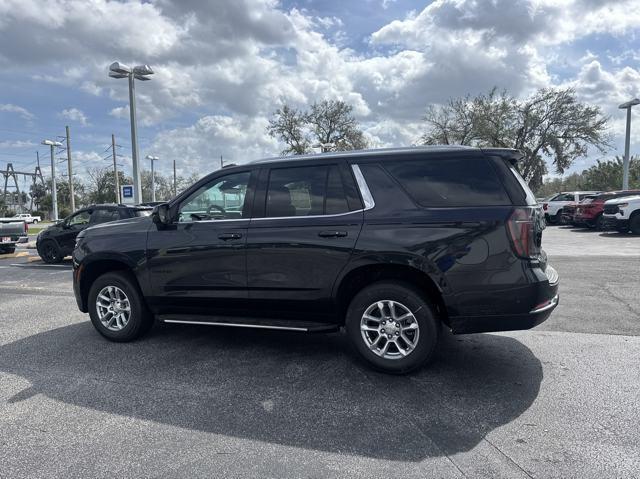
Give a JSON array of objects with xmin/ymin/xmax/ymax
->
[{"xmin": 248, "ymin": 145, "xmax": 522, "ymax": 165}]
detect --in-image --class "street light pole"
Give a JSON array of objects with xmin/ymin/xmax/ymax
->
[
  {"xmin": 41, "ymin": 139, "xmax": 62, "ymax": 221},
  {"xmin": 112, "ymin": 134, "xmax": 120, "ymax": 203},
  {"xmin": 145, "ymin": 155, "xmax": 159, "ymax": 202},
  {"xmin": 65, "ymin": 126, "xmax": 75, "ymax": 212},
  {"xmin": 619, "ymin": 99, "xmax": 640, "ymax": 190},
  {"xmin": 128, "ymin": 73, "xmax": 142, "ymax": 204},
  {"xmin": 109, "ymin": 62, "xmax": 154, "ymax": 205}
]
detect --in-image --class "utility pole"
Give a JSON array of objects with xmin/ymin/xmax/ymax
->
[
  {"xmin": 112, "ymin": 134, "xmax": 120, "ymax": 203},
  {"xmin": 65, "ymin": 126, "xmax": 75, "ymax": 212},
  {"xmin": 173, "ymin": 159, "xmax": 177, "ymax": 197}
]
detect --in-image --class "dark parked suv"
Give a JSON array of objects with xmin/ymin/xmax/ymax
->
[
  {"xmin": 72, "ymin": 146, "xmax": 558, "ymax": 373},
  {"xmin": 37, "ymin": 204, "xmax": 150, "ymax": 263}
]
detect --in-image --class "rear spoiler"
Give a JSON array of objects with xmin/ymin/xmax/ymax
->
[{"xmin": 481, "ymin": 148, "xmax": 524, "ymax": 165}]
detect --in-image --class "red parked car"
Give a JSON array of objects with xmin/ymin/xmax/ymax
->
[
  {"xmin": 561, "ymin": 195, "xmax": 598, "ymax": 225},
  {"xmin": 574, "ymin": 190, "xmax": 640, "ymax": 229}
]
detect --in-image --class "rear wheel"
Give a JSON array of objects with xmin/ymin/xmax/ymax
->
[
  {"xmin": 594, "ymin": 214, "xmax": 605, "ymax": 230},
  {"xmin": 629, "ymin": 214, "xmax": 640, "ymax": 235},
  {"xmin": 32, "ymin": 219, "xmax": 39, "ymax": 224},
  {"xmin": 345, "ymin": 281, "xmax": 440, "ymax": 374},
  {"xmin": 38, "ymin": 240, "xmax": 62, "ymax": 264},
  {"xmin": 88, "ymin": 271, "xmax": 154, "ymax": 342}
]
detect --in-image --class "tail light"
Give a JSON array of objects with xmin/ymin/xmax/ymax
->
[
  {"xmin": 542, "ymin": 203, "xmax": 548, "ymax": 211},
  {"xmin": 507, "ymin": 208, "xmax": 540, "ymax": 259}
]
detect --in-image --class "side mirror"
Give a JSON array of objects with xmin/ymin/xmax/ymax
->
[{"xmin": 152, "ymin": 203, "xmax": 171, "ymax": 225}]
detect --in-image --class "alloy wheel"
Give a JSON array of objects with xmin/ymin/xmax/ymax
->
[
  {"xmin": 96, "ymin": 285, "xmax": 131, "ymax": 331},
  {"xmin": 360, "ymin": 300, "xmax": 419, "ymax": 359}
]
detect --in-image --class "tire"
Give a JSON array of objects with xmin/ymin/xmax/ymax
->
[
  {"xmin": 595, "ymin": 214, "xmax": 605, "ymax": 231},
  {"xmin": 630, "ymin": 214, "xmax": 640, "ymax": 235},
  {"xmin": 0, "ymin": 246, "xmax": 16, "ymax": 255},
  {"xmin": 88, "ymin": 271, "xmax": 154, "ymax": 342},
  {"xmin": 345, "ymin": 281, "xmax": 440, "ymax": 374},
  {"xmin": 32, "ymin": 219, "xmax": 39, "ymax": 224},
  {"xmin": 38, "ymin": 240, "xmax": 63, "ymax": 264}
]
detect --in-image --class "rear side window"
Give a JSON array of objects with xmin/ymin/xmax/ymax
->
[
  {"xmin": 91, "ymin": 209, "xmax": 120, "ymax": 224},
  {"xmin": 265, "ymin": 165, "xmax": 350, "ymax": 217},
  {"xmin": 384, "ymin": 158, "xmax": 510, "ymax": 207}
]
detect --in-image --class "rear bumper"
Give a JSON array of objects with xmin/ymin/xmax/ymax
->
[{"xmin": 449, "ymin": 265, "xmax": 559, "ymax": 334}]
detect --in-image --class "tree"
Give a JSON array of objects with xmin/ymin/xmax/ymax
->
[
  {"xmin": 86, "ymin": 168, "xmax": 131, "ymax": 204},
  {"xmin": 421, "ymin": 88, "xmax": 611, "ymax": 189},
  {"xmin": 582, "ymin": 156, "xmax": 640, "ymax": 191},
  {"xmin": 268, "ymin": 100, "xmax": 368, "ymax": 155}
]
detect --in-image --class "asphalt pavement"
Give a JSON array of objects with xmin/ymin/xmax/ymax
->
[{"xmin": 0, "ymin": 227, "xmax": 638, "ymax": 478}]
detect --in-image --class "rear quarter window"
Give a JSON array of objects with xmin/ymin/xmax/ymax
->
[{"xmin": 383, "ymin": 157, "xmax": 511, "ymax": 207}]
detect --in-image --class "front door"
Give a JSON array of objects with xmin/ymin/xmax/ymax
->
[
  {"xmin": 59, "ymin": 209, "xmax": 92, "ymax": 253},
  {"xmin": 246, "ymin": 163, "xmax": 362, "ymax": 320},
  {"xmin": 146, "ymin": 170, "xmax": 254, "ymax": 316}
]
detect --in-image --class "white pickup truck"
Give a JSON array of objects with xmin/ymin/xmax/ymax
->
[
  {"xmin": 602, "ymin": 195, "xmax": 640, "ymax": 234},
  {"xmin": 10, "ymin": 213, "xmax": 41, "ymax": 224},
  {"xmin": 0, "ymin": 218, "xmax": 28, "ymax": 254}
]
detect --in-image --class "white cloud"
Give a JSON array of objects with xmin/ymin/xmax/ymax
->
[
  {"xmin": 60, "ymin": 108, "xmax": 89, "ymax": 126},
  {"xmin": 1, "ymin": 0, "xmax": 639, "ymax": 174},
  {"xmin": 0, "ymin": 103, "xmax": 34, "ymax": 120},
  {"xmin": 0, "ymin": 139, "xmax": 37, "ymax": 148}
]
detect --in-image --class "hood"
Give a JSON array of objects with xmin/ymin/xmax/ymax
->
[
  {"xmin": 78, "ymin": 215, "xmax": 153, "ymax": 239},
  {"xmin": 604, "ymin": 195, "xmax": 640, "ymax": 205}
]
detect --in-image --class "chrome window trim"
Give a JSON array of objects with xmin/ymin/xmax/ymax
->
[{"xmin": 351, "ymin": 164, "xmax": 375, "ymax": 210}]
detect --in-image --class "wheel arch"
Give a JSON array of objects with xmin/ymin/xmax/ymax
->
[
  {"xmin": 333, "ymin": 261, "xmax": 450, "ymax": 327},
  {"xmin": 78, "ymin": 255, "xmax": 142, "ymax": 313}
]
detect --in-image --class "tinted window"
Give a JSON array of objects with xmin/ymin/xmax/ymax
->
[
  {"xmin": 325, "ymin": 166, "xmax": 350, "ymax": 215},
  {"xmin": 384, "ymin": 158, "xmax": 510, "ymax": 207},
  {"xmin": 552, "ymin": 193, "xmax": 574, "ymax": 202},
  {"xmin": 178, "ymin": 172, "xmax": 250, "ymax": 222},
  {"xmin": 67, "ymin": 211, "xmax": 91, "ymax": 227},
  {"xmin": 265, "ymin": 165, "xmax": 349, "ymax": 217},
  {"xmin": 91, "ymin": 209, "xmax": 120, "ymax": 224}
]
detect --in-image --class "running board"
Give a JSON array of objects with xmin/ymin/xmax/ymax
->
[{"xmin": 158, "ymin": 315, "xmax": 339, "ymax": 333}]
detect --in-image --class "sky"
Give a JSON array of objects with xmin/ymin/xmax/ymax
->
[{"xmin": 0, "ymin": 0, "xmax": 639, "ymax": 188}]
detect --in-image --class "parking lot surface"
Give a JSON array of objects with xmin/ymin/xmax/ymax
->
[{"xmin": 0, "ymin": 227, "xmax": 638, "ymax": 478}]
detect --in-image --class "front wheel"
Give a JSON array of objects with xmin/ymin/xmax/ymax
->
[
  {"xmin": 345, "ymin": 281, "xmax": 440, "ymax": 374},
  {"xmin": 88, "ymin": 271, "xmax": 154, "ymax": 342},
  {"xmin": 38, "ymin": 240, "xmax": 63, "ymax": 264}
]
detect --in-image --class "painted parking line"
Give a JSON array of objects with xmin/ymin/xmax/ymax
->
[
  {"xmin": 0, "ymin": 252, "xmax": 30, "ymax": 260},
  {"xmin": 10, "ymin": 263, "xmax": 71, "ymax": 269}
]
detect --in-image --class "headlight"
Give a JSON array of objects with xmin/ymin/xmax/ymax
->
[{"xmin": 617, "ymin": 203, "xmax": 628, "ymax": 208}]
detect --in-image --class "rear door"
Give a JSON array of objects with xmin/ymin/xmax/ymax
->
[{"xmin": 245, "ymin": 162, "xmax": 363, "ymax": 318}]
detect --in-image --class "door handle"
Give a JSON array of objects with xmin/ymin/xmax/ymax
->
[
  {"xmin": 318, "ymin": 230, "xmax": 348, "ymax": 238},
  {"xmin": 218, "ymin": 232, "xmax": 243, "ymax": 240}
]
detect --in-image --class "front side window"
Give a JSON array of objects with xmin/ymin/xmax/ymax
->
[
  {"xmin": 67, "ymin": 211, "xmax": 91, "ymax": 227},
  {"xmin": 178, "ymin": 172, "xmax": 250, "ymax": 222},
  {"xmin": 384, "ymin": 158, "xmax": 511, "ymax": 207},
  {"xmin": 265, "ymin": 165, "xmax": 350, "ymax": 218}
]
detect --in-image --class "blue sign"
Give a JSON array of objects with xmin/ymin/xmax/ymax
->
[{"xmin": 121, "ymin": 185, "xmax": 135, "ymax": 204}]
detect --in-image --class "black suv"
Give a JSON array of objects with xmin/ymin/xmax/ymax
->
[
  {"xmin": 72, "ymin": 147, "xmax": 558, "ymax": 373},
  {"xmin": 37, "ymin": 204, "xmax": 150, "ymax": 263}
]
